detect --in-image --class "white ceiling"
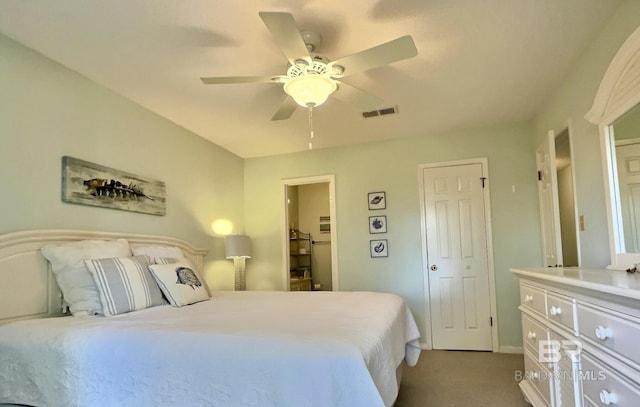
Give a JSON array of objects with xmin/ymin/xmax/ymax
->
[{"xmin": 0, "ymin": 0, "xmax": 624, "ymax": 158}]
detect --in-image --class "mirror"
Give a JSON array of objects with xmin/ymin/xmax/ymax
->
[
  {"xmin": 585, "ymin": 25, "xmax": 640, "ymax": 269},
  {"xmin": 611, "ymin": 103, "xmax": 640, "ymax": 253}
]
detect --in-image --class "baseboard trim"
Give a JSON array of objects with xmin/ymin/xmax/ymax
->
[
  {"xmin": 417, "ymin": 342, "xmax": 522, "ymax": 354},
  {"xmin": 499, "ymin": 346, "xmax": 524, "ymax": 354}
]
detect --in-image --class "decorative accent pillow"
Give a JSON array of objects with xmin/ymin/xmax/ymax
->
[
  {"xmin": 148, "ymin": 260, "xmax": 209, "ymax": 307},
  {"xmin": 131, "ymin": 246, "xmax": 184, "ymax": 263},
  {"xmin": 84, "ymin": 255, "xmax": 165, "ymax": 316},
  {"xmin": 41, "ymin": 239, "xmax": 132, "ymax": 316}
]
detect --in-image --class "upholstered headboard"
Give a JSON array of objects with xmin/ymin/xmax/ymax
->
[{"xmin": 0, "ymin": 229, "xmax": 208, "ymax": 325}]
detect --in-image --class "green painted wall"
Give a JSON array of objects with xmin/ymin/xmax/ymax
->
[
  {"xmin": 244, "ymin": 122, "xmax": 541, "ymax": 348},
  {"xmin": 0, "ymin": 34, "xmax": 245, "ymax": 290},
  {"xmin": 614, "ymin": 103, "xmax": 640, "ymax": 141}
]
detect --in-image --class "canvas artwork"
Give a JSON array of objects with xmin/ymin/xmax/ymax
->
[{"xmin": 62, "ymin": 156, "xmax": 166, "ymax": 216}]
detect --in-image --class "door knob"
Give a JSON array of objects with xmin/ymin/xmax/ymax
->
[{"xmin": 430, "ymin": 265, "xmax": 438, "ymax": 271}]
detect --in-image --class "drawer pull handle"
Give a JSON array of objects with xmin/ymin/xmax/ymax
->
[
  {"xmin": 549, "ymin": 306, "xmax": 562, "ymax": 316},
  {"xmin": 595, "ymin": 326, "xmax": 612, "ymax": 341},
  {"xmin": 524, "ymin": 294, "xmax": 534, "ymax": 303},
  {"xmin": 527, "ymin": 331, "xmax": 537, "ymax": 341},
  {"xmin": 599, "ymin": 389, "xmax": 617, "ymax": 405}
]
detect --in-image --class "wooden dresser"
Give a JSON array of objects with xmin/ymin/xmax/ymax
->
[{"xmin": 511, "ymin": 267, "xmax": 640, "ymax": 407}]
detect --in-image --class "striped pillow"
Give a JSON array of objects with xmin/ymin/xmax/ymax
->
[{"xmin": 85, "ymin": 255, "xmax": 165, "ymax": 316}]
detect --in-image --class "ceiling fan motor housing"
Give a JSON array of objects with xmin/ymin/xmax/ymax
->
[{"xmin": 300, "ymin": 30, "xmax": 321, "ymax": 52}]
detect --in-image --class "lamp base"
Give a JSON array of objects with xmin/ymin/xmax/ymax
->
[{"xmin": 234, "ymin": 257, "xmax": 246, "ymax": 291}]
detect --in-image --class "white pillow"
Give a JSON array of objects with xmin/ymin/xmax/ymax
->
[
  {"xmin": 84, "ymin": 255, "xmax": 165, "ymax": 316},
  {"xmin": 132, "ymin": 246, "xmax": 184, "ymax": 263},
  {"xmin": 41, "ymin": 239, "xmax": 132, "ymax": 316},
  {"xmin": 148, "ymin": 260, "xmax": 209, "ymax": 307}
]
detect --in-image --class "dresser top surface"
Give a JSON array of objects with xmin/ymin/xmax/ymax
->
[{"xmin": 511, "ymin": 267, "xmax": 640, "ymax": 300}]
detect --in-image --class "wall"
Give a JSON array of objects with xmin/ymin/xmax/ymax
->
[
  {"xmin": 244, "ymin": 121, "xmax": 541, "ymax": 348},
  {"xmin": 534, "ymin": 1, "xmax": 640, "ymax": 267},
  {"xmin": 0, "ymin": 34, "xmax": 245, "ymax": 290},
  {"xmin": 614, "ymin": 103, "xmax": 640, "ymax": 140}
]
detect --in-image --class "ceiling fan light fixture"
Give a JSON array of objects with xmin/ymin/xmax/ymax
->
[{"xmin": 284, "ymin": 74, "xmax": 337, "ymax": 107}]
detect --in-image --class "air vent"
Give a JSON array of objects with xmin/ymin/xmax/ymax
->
[{"xmin": 362, "ymin": 106, "xmax": 398, "ymax": 119}]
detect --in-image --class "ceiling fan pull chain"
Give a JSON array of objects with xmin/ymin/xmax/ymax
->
[{"xmin": 308, "ymin": 104, "xmax": 314, "ymax": 150}]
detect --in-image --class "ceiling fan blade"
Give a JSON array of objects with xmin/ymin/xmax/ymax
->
[
  {"xmin": 200, "ymin": 75, "xmax": 283, "ymax": 85},
  {"xmin": 329, "ymin": 35, "xmax": 417, "ymax": 77},
  {"xmin": 259, "ymin": 12, "xmax": 312, "ymax": 66},
  {"xmin": 271, "ymin": 96, "xmax": 299, "ymax": 121},
  {"xmin": 332, "ymin": 81, "xmax": 384, "ymax": 111}
]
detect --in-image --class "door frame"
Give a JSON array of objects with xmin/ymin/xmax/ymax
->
[
  {"xmin": 556, "ymin": 120, "xmax": 582, "ymax": 266},
  {"xmin": 418, "ymin": 157, "xmax": 499, "ymax": 352},
  {"xmin": 281, "ymin": 174, "xmax": 339, "ymax": 291},
  {"xmin": 537, "ymin": 130, "xmax": 564, "ymax": 267}
]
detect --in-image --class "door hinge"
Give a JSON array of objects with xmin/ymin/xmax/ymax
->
[
  {"xmin": 490, "ymin": 317, "xmax": 493, "ymax": 326},
  {"xmin": 480, "ymin": 177, "xmax": 487, "ymax": 188},
  {"xmin": 537, "ymin": 171, "xmax": 542, "ymax": 181}
]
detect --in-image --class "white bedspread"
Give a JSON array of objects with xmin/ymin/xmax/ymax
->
[{"xmin": 0, "ymin": 291, "xmax": 421, "ymax": 407}]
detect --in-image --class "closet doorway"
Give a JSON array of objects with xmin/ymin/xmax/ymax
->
[{"xmin": 282, "ymin": 175, "xmax": 338, "ymax": 291}]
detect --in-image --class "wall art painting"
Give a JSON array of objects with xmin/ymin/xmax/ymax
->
[
  {"xmin": 370, "ymin": 239, "xmax": 388, "ymax": 258},
  {"xmin": 368, "ymin": 191, "xmax": 386, "ymax": 210},
  {"xmin": 62, "ymin": 156, "xmax": 166, "ymax": 216},
  {"xmin": 369, "ymin": 215, "xmax": 387, "ymax": 234},
  {"xmin": 319, "ymin": 216, "xmax": 331, "ymax": 233}
]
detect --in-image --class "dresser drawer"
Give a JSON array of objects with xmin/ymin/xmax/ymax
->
[
  {"xmin": 522, "ymin": 312, "xmax": 549, "ymax": 355},
  {"xmin": 581, "ymin": 353, "xmax": 640, "ymax": 406},
  {"xmin": 521, "ymin": 283, "xmax": 547, "ymax": 316},
  {"xmin": 523, "ymin": 349, "xmax": 553, "ymax": 406},
  {"xmin": 577, "ymin": 303, "xmax": 640, "ymax": 368},
  {"xmin": 547, "ymin": 291, "xmax": 578, "ymax": 334}
]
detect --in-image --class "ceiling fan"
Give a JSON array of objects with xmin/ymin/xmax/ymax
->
[{"xmin": 200, "ymin": 12, "xmax": 418, "ymax": 121}]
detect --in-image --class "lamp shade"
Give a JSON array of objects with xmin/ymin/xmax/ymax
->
[
  {"xmin": 284, "ymin": 74, "xmax": 337, "ymax": 107},
  {"xmin": 225, "ymin": 235, "xmax": 252, "ymax": 258}
]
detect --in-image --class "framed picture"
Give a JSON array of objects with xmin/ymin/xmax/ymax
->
[
  {"xmin": 368, "ymin": 191, "xmax": 386, "ymax": 210},
  {"xmin": 319, "ymin": 216, "xmax": 331, "ymax": 233},
  {"xmin": 367, "ymin": 192, "xmax": 387, "ymax": 211},
  {"xmin": 62, "ymin": 156, "xmax": 166, "ymax": 216},
  {"xmin": 370, "ymin": 239, "xmax": 388, "ymax": 258},
  {"xmin": 369, "ymin": 215, "xmax": 387, "ymax": 234}
]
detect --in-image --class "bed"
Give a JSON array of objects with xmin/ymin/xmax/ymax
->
[{"xmin": 0, "ymin": 229, "xmax": 421, "ymax": 407}]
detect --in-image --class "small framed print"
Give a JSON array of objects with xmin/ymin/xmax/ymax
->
[
  {"xmin": 368, "ymin": 191, "xmax": 386, "ymax": 210},
  {"xmin": 369, "ymin": 215, "xmax": 387, "ymax": 234},
  {"xmin": 370, "ymin": 239, "xmax": 388, "ymax": 258}
]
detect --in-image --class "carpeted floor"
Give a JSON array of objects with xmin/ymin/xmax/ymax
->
[{"xmin": 395, "ymin": 350, "xmax": 530, "ymax": 407}]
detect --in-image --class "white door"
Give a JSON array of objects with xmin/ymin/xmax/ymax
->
[
  {"xmin": 537, "ymin": 131, "xmax": 563, "ymax": 267},
  {"xmin": 423, "ymin": 163, "xmax": 493, "ymax": 350}
]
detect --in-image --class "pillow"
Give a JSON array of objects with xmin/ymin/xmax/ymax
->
[
  {"xmin": 41, "ymin": 239, "xmax": 132, "ymax": 316},
  {"xmin": 148, "ymin": 260, "xmax": 209, "ymax": 307},
  {"xmin": 85, "ymin": 255, "xmax": 165, "ymax": 316},
  {"xmin": 131, "ymin": 246, "xmax": 184, "ymax": 263},
  {"xmin": 154, "ymin": 257, "xmax": 180, "ymax": 265}
]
